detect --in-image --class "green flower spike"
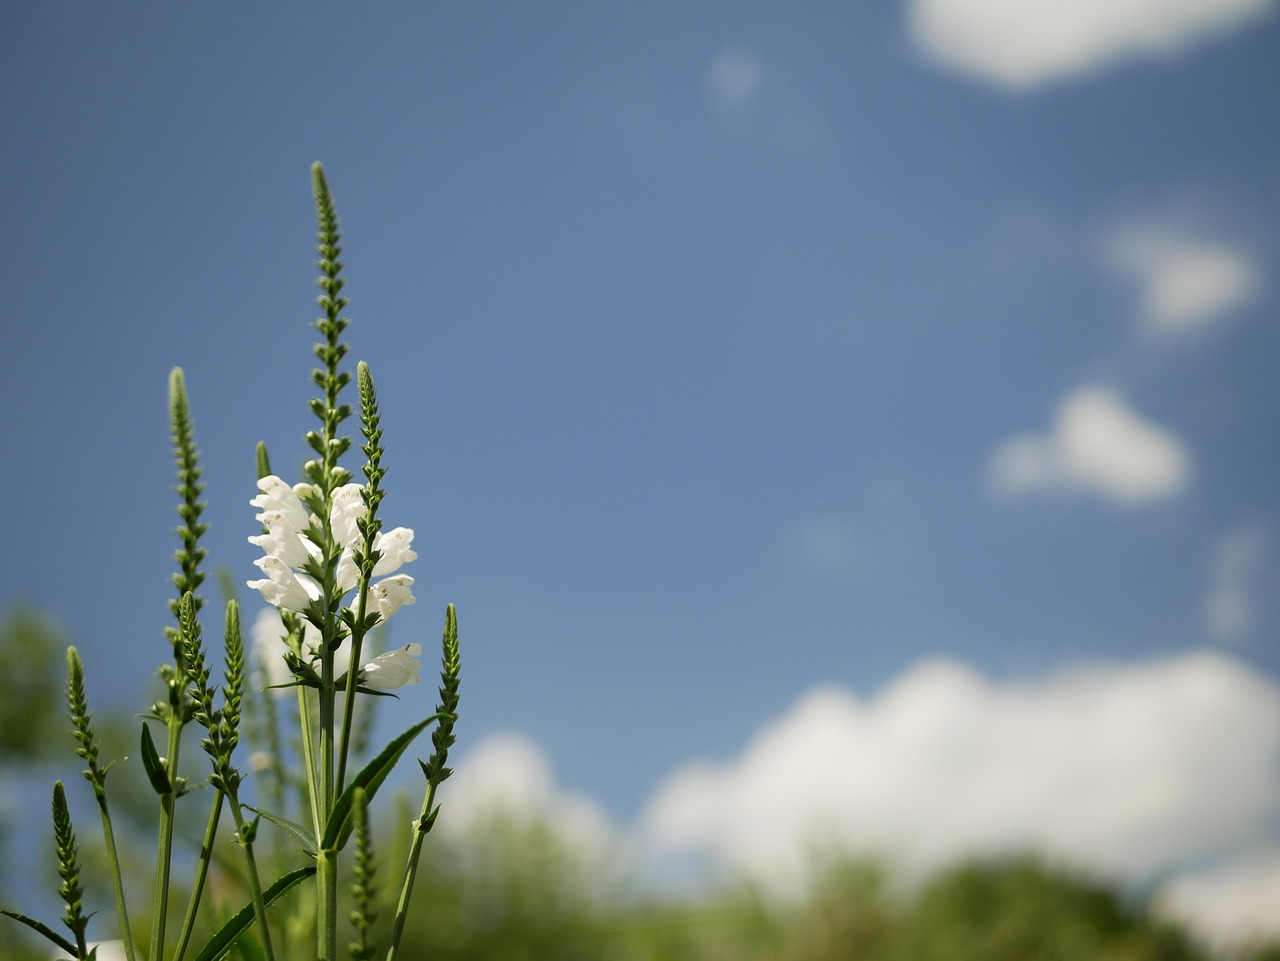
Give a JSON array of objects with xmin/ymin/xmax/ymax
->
[
  {"xmin": 67, "ymin": 648, "xmax": 109, "ymax": 797},
  {"xmin": 355, "ymin": 360, "xmax": 387, "ymax": 581},
  {"xmin": 347, "ymin": 787, "xmax": 378, "ymax": 961},
  {"xmin": 419, "ymin": 604, "xmax": 461, "ymax": 809},
  {"xmin": 306, "ymin": 162, "xmax": 354, "ymax": 493},
  {"xmin": 182, "ymin": 595, "xmax": 245, "ymax": 797},
  {"xmin": 167, "ymin": 368, "xmax": 208, "ymax": 654},
  {"xmin": 335, "ymin": 360, "xmax": 387, "ymax": 793},
  {"xmin": 65, "ymin": 648, "xmax": 135, "ymax": 961},
  {"xmin": 219, "ymin": 600, "xmax": 245, "ymax": 779},
  {"xmin": 52, "ymin": 782, "xmax": 92, "ymax": 960},
  {"xmin": 386, "ymin": 605, "xmax": 460, "ymax": 961}
]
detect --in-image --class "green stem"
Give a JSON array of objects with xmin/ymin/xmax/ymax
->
[
  {"xmin": 229, "ymin": 799, "xmax": 278, "ymax": 961},
  {"xmin": 384, "ymin": 780, "xmax": 439, "ymax": 961},
  {"xmin": 94, "ymin": 794, "xmax": 137, "ymax": 961},
  {"xmin": 318, "ymin": 653, "xmax": 337, "ymax": 961},
  {"xmin": 334, "ymin": 619, "xmax": 369, "ymax": 794},
  {"xmin": 147, "ymin": 719, "xmax": 183, "ymax": 961},
  {"xmin": 297, "ymin": 686, "xmax": 322, "ymax": 838},
  {"xmin": 72, "ymin": 916, "xmax": 89, "ymax": 961},
  {"xmin": 172, "ymin": 792, "xmax": 224, "ymax": 961}
]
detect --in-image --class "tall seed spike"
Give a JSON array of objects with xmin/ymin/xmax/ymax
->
[
  {"xmin": 51, "ymin": 781, "xmax": 90, "ymax": 954},
  {"xmin": 167, "ymin": 367, "xmax": 207, "ymax": 658},
  {"xmin": 222, "ymin": 600, "xmax": 245, "ymax": 757},
  {"xmin": 348, "ymin": 787, "xmax": 378, "ymax": 961}
]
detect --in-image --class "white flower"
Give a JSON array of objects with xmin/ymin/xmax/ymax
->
[
  {"xmin": 248, "ymin": 475, "xmax": 417, "ymax": 623},
  {"xmin": 247, "ymin": 556, "xmax": 323, "ymax": 612},
  {"xmin": 248, "ymin": 510, "xmax": 320, "ymax": 569},
  {"xmin": 368, "ymin": 574, "xmax": 415, "ymax": 622},
  {"xmin": 335, "ymin": 525, "xmax": 419, "ymax": 592},
  {"xmin": 249, "ymin": 475, "xmax": 313, "ymax": 532},
  {"xmin": 373, "ymin": 527, "xmax": 418, "ymax": 575},
  {"xmin": 330, "ymin": 483, "xmax": 366, "ymax": 549},
  {"xmin": 360, "ymin": 643, "xmax": 423, "ymax": 690}
]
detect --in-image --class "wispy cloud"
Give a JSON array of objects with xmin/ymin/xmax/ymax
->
[
  {"xmin": 987, "ymin": 386, "xmax": 1190, "ymax": 505},
  {"xmin": 642, "ymin": 653, "xmax": 1280, "ymax": 896},
  {"xmin": 1102, "ymin": 223, "xmax": 1261, "ymax": 336},
  {"xmin": 1202, "ymin": 523, "xmax": 1269, "ymax": 641},
  {"xmin": 703, "ymin": 47, "xmax": 825, "ymax": 154},
  {"xmin": 787, "ymin": 513, "xmax": 861, "ymax": 577},
  {"xmin": 907, "ymin": 0, "xmax": 1276, "ymax": 90},
  {"xmin": 705, "ymin": 49, "xmax": 764, "ymax": 108}
]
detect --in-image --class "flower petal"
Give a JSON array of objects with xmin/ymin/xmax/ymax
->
[
  {"xmin": 250, "ymin": 475, "xmax": 311, "ymax": 531},
  {"xmin": 249, "ymin": 510, "xmax": 321, "ymax": 568},
  {"xmin": 359, "ymin": 643, "xmax": 422, "ymax": 689},
  {"xmin": 248, "ymin": 556, "xmax": 322, "ymax": 612},
  {"xmin": 330, "ymin": 483, "xmax": 366, "ymax": 550},
  {"xmin": 372, "ymin": 527, "xmax": 418, "ymax": 576},
  {"xmin": 367, "ymin": 574, "xmax": 415, "ymax": 622}
]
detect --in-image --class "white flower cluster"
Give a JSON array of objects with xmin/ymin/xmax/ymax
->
[
  {"xmin": 251, "ymin": 608, "xmax": 423, "ymax": 693},
  {"xmin": 246, "ymin": 475, "xmax": 417, "ymax": 622}
]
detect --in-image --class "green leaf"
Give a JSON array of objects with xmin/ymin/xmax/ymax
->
[
  {"xmin": 232, "ymin": 929, "xmax": 265, "ymax": 961},
  {"xmin": 140, "ymin": 722, "xmax": 171, "ymax": 796},
  {"xmin": 189, "ymin": 867, "xmax": 315, "ymax": 961},
  {"xmin": 0, "ymin": 909, "xmax": 78, "ymax": 957},
  {"xmin": 322, "ymin": 714, "xmax": 447, "ymax": 851},
  {"xmin": 244, "ymin": 806, "xmax": 317, "ymax": 858}
]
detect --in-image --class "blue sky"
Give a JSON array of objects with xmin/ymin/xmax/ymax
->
[{"xmin": 3, "ymin": 0, "xmax": 1280, "ymax": 943}]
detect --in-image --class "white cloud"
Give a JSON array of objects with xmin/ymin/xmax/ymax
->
[
  {"xmin": 1203, "ymin": 524, "xmax": 1269, "ymax": 641},
  {"xmin": 988, "ymin": 386, "xmax": 1190, "ymax": 504},
  {"xmin": 1103, "ymin": 225, "xmax": 1261, "ymax": 335},
  {"xmin": 705, "ymin": 49, "xmax": 763, "ymax": 107},
  {"xmin": 441, "ymin": 732, "xmax": 616, "ymax": 856},
  {"xmin": 1158, "ymin": 848, "xmax": 1280, "ymax": 946},
  {"xmin": 642, "ymin": 652, "xmax": 1280, "ymax": 897},
  {"xmin": 908, "ymin": 0, "xmax": 1275, "ymax": 90}
]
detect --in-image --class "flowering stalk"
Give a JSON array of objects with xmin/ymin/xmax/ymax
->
[
  {"xmin": 241, "ymin": 166, "xmax": 426, "ymax": 961},
  {"xmin": 174, "ymin": 597, "xmax": 270, "ymax": 961},
  {"xmin": 348, "ymin": 788, "xmax": 378, "ymax": 961},
  {"xmin": 312, "ymin": 162, "xmax": 350, "ymax": 961},
  {"xmin": 312, "ymin": 161, "xmax": 352, "ymax": 961},
  {"xmin": 166, "ymin": 368, "xmax": 209, "ymax": 649},
  {"xmin": 67, "ymin": 648, "xmax": 135, "ymax": 961},
  {"xmin": 337, "ymin": 360, "xmax": 387, "ymax": 794},
  {"xmin": 387, "ymin": 605, "xmax": 460, "ymax": 961},
  {"xmin": 52, "ymin": 781, "xmax": 92, "ymax": 960},
  {"xmin": 148, "ymin": 368, "xmax": 208, "ymax": 961},
  {"xmin": 3, "ymin": 162, "xmax": 457, "ymax": 961}
]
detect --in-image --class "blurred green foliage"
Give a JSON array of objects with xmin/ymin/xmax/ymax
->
[
  {"xmin": 2, "ymin": 607, "xmax": 1277, "ymax": 960},
  {"xmin": 0, "ymin": 605, "xmax": 63, "ymax": 765},
  {"xmin": 380, "ymin": 819, "xmax": 1246, "ymax": 961}
]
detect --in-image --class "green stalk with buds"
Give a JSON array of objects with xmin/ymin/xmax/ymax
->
[{"xmin": 1, "ymin": 163, "xmax": 462, "ymax": 961}]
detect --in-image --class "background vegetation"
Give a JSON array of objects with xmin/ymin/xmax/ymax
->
[{"xmin": 3, "ymin": 607, "xmax": 1276, "ymax": 961}]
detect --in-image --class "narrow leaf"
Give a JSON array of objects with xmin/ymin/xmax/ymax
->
[
  {"xmin": 322, "ymin": 714, "xmax": 446, "ymax": 851},
  {"xmin": 140, "ymin": 723, "xmax": 171, "ymax": 796},
  {"xmin": 0, "ymin": 910, "xmax": 79, "ymax": 957},
  {"xmin": 189, "ymin": 867, "xmax": 315, "ymax": 961},
  {"xmin": 244, "ymin": 806, "xmax": 317, "ymax": 857}
]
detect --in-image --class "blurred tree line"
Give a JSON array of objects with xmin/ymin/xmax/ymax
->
[{"xmin": 3, "ymin": 605, "xmax": 1278, "ymax": 961}]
